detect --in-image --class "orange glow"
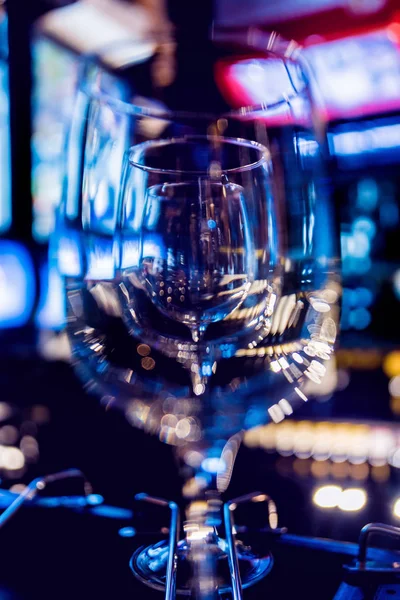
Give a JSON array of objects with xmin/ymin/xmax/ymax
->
[
  {"xmin": 336, "ymin": 349, "xmax": 382, "ymax": 370},
  {"xmin": 371, "ymin": 464, "xmax": 390, "ymax": 483},
  {"xmin": 293, "ymin": 458, "xmax": 311, "ymax": 477},
  {"xmin": 383, "ymin": 351, "xmax": 400, "ymax": 378},
  {"xmin": 331, "ymin": 462, "xmax": 350, "ymax": 479},
  {"xmin": 311, "ymin": 460, "xmax": 330, "ymax": 479},
  {"xmin": 141, "ymin": 356, "xmax": 155, "ymax": 370},
  {"xmin": 390, "ymin": 396, "xmax": 400, "ymax": 415},
  {"xmin": 350, "ymin": 463, "xmax": 369, "ymax": 481},
  {"xmin": 137, "ymin": 344, "xmax": 151, "ymax": 357}
]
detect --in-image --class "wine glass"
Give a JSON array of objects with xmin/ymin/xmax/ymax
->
[
  {"xmin": 119, "ymin": 134, "xmax": 274, "ymax": 396},
  {"xmin": 53, "ymin": 33, "xmax": 340, "ymax": 599}
]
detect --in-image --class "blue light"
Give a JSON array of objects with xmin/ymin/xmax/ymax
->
[
  {"xmin": 244, "ymin": 407, "xmax": 268, "ymax": 428},
  {"xmin": 0, "ymin": 241, "xmax": 35, "ymax": 328},
  {"xmin": 350, "ymin": 231, "xmax": 370, "ymax": 258},
  {"xmin": 331, "ymin": 123, "xmax": 400, "ymax": 156},
  {"xmin": 297, "ymin": 138, "xmax": 319, "ymax": 158},
  {"xmin": 344, "ymin": 256, "xmax": 372, "ymax": 276},
  {"xmin": 120, "ymin": 237, "xmax": 140, "ymax": 269},
  {"xmin": 53, "ymin": 231, "xmax": 83, "ymax": 278},
  {"xmin": 118, "ymin": 526, "xmax": 136, "ymax": 538},
  {"xmin": 91, "ymin": 505, "xmax": 133, "ymax": 519},
  {"xmin": 343, "ymin": 288, "xmax": 358, "ymax": 308},
  {"xmin": 349, "ymin": 307, "xmax": 371, "ymax": 330},
  {"xmin": 207, "ymin": 219, "xmax": 217, "ymax": 229},
  {"xmin": 394, "ymin": 270, "xmax": 400, "ymax": 301},
  {"xmin": 355, "ymin": 287, "xmax": 374, "ymax": 308},
  {"xmin": 35, "ymin": 264, "xmax": 66, "ymax": 329},
  {"xmin": 201, "ymin": 364, "xmax": 212, "ymax": 377},
  {"xmin": 343, "ymin": 287, "xmax": 375, "ymax": 309},
  {"xmin": 380, "ymin": 201, "xmax": 399, "ymax": 228},
  {"xmin": 86, "ymin": 236, "xmax": 117, "ymax": 281},
  {"xmin": 352, "ymin": 217, "xmax": 376, "ymax": 240},
  {"xmin": 340, "ymin": 306, "xmax": 351, "ymax": 331},
  {"xmin": 86, "ymin": 493, "xmax": 104, "ymax": 506},
  {"xmin": 356, "ymin": 178, "xmax": 378, "ymax": 212},
  {"xmin": 341, "ymin": 230, "xmax": 371, "ymax": 262},
  {"xmin": 0, "ymin": 51, "xmax": 11, "ymax": 234},
  {"xmin": 142, "ymin": 233, "xmax": 167, "ymax": 261},
  {"xmin": 220, "ymin": 342, "xmax": 235, "ymax": 359}
]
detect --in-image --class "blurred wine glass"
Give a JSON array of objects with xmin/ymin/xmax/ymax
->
[{"xmin": 53, "ymin": 33, "xmax": 340, "ymax": 598}]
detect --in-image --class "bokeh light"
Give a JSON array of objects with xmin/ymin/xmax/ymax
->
[
  {"xmin": 383, "ymin": 352, "xmax": 400, "ymax": 378},
  {"xmin": 393, "ymin": 498, "xmax": 400, "ymax": 519},
  {"xmin": 313, "ymin": 485, "xmax": 342, "ymax": 509},
  {"xmin": 338, "ymin": 488, "xmax": 367, "ymax": 512},
  {"xmin": 389, "ymin": 376, "xmax": 400, "ymax": 397}
]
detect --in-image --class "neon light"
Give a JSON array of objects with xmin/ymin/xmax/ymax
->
[
  {"xmin": 0, "ymin": 57, "xmax": 11, "ymax": 233},
  {"xmin": 35, "ymin": 264, "xmax": 66, "ymax": 329},
  {"xmin": 0, "ymin": 242, "xmax": 35, "ymax": 328},
  {"xmin": 331, "ymin": 124, "xmax": 400, "ymax": 156}
]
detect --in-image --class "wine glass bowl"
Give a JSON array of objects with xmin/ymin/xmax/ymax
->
[{"xmin": 120, "ymin": 136, "xmax": 271, "ymax": 354}]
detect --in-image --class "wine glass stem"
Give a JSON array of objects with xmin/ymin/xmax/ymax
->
[
  {"xmin": 187, "ymin": 343, "xmax": 214, "ymax": 396},
  {"xmin": 185, "ymin": 495, "xmax": 221, "ymax": 600},
  {"xmin": 189, "ymin": 324, "xmax": 206, "ymax": 343},
  {"xmin": 190, "ymin": 542, "xmax": 219, "ymax": 600}
]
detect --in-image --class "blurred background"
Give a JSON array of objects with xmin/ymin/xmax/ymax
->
[{"xmin": 1, "ymin": 0, "xmax": 400, "ymax": 586}]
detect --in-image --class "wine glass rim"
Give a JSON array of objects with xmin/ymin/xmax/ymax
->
[
  {"xmin": 129, "ymin": 135, "xmax": 269, "ymax": 175},
  {"xmin": 83, "ymin": 86, "xmax": 303, "ymax": 122},
  {"xmin": 79, "ymin": 32, "xmax": 308, "ymax": 121}
]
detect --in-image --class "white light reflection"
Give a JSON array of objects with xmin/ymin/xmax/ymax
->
[
  {"xmin": 120, "ymin": 239, "xmax": 140, "ymax": 269},
  {"xmin": 278, "ymin": 399, "xmax": 293, "ymax": 416},
  {"xmin": 201, "ymin": 457, "xmax": 226, "ymax": 474},
  {"xmin": 185, "ymin": 451, "xmax": 204, "ymax": 468},
  {"xmin": 184, "ymin": 523, "xmax": 214, "ymax": 542},
  {"xmin": 244, "ymin": 420, "xmax": 399, "ymax": 469},
  {"xmin": 217, "ymin": 432, "xmax": 243, "ymax": 493},
  {"xmin": 313, "ymin": 485, "xmax": 342, "ymax": 509},
  {"xmin": 268, "ymin": 404, "xmax": 285, "ymax": 424},
  {"xmin": 292, "ymin": 352, "xmax": 304, "ymax": 364},
  {"xmin": 309, "ymin": 297, "xmax": 330, "ymax": 313},
  {"xmin": 294, "ymin": 387, "xmax": 308, "ymax": 402},
  {"xmin": 270, "ymin": 360, "xmax": 282, "ymax": 373},
  {"xmin": 338, "ymin": 488, "xmax": 367, "ymax": 512},
  {"xmin": 0, "ymin": 446, "xmax": 25, "ymax": 470},
  {"xmin": 390, "ymin": 448, "xmax": 400, "ymax": 469},
  {"xmin": 56, "ymin": 234, "xmax": 82, "ymax": 277},
  {"xmin": 389, "ymin": 376, "xmax": 400, "ymax": 397},
  {"xmin": 85, "ymin": 240, "xmax": 117, "ymax": 280}
]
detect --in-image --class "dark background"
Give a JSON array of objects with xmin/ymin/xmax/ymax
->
[{"xmin": 1, "ymin": 0, "xmax": 400, "ymax": 598}]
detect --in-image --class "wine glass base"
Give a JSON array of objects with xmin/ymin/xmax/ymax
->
[{"xmin": 130, "ymin": 537, "xmax": 273, "ymax": 595}]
